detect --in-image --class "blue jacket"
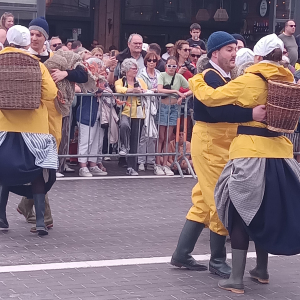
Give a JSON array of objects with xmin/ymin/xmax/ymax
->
[{"xmin": 76, "ymin": 95, "xmax": 99, "ymax": 127}]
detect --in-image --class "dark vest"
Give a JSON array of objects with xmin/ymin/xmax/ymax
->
[{"xmin": 193, "ymin": 63, "xmax": 253, "ymax": 124}]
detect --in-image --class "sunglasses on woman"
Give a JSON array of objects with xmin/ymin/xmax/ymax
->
[
  {"xmin": 182, "ymin": 48, "xmax": 190, "ymax": 52},
  {"xmin": 147, "ymin": 59, "xmax": 158, "ymax": 63},
  {"xmin": 167, "ymin": 64, "xmax": 177, "ymax": 68},
  {"xmin": 190, "ymin": 54, "xmax": 201, "ymax": 58}
]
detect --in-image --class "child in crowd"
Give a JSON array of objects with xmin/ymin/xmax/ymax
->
[
  {"xmin": 168, "ymin": 125, "xmax": 193, "ymax": 174},
  {"xmin": 186, "ymin": 23, "xmax": 206, "ymax": 54}
]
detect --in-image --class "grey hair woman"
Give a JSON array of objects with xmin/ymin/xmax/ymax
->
[{"xmin": 115, "ymin": 58, "xmax": 148, "ymax": 176}]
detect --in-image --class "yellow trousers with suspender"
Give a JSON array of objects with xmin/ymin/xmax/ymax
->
[{"xmin": 186, "ymin": 69, "xmax": 237, "ymax": 236}]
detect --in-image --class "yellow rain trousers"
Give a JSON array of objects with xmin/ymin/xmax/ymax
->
[{"xmin": 186, "ymin": 121, "xmax": 237, "ymax": 236}]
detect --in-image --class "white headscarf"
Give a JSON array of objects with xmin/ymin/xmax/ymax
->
[
  {"xmin": 235, "ymin": 48, "xmax": 255, "ymax": 68},
  {"xmin": 7, "ymin": 25, "xmax": 31, "ymax": 47},
  {"xmin": 253, "ymin": 33, "xmax": 284, "ymax": 57}
]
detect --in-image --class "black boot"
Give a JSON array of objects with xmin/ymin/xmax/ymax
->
[
  {"xmin": 209, "ymin": 231, "xmax": 231, "ymax": 278},
  {"xmin": 0, "ymin": 186, "xmax": 9, "ymax": 229},
  {"xmin": 171, "ymin": 220, "xmax": 207, "ymax": 271},
  {"xmin": 33, "ymin": 194, "xmax": 48, "ymax": 236},
  {"xmin": 249, "ymin": 244, "xmax": 269, "ymax": 284}
]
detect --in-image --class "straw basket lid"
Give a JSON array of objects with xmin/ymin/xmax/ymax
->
[
  {"xmin": 266, "ymin": 80, "xmax": 300, "ymax": 133},
  {"xmin": 0, "ymin": 51, "xmax": 42, "ymax": 110}
]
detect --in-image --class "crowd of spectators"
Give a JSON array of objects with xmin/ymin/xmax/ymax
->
[{"xmin": 1, "ymin": 13, "xmax": 300, "ymax": 178}]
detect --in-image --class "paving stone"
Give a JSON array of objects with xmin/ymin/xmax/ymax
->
[{"xmin": 0, "ymin": 178, "xmax": 298, "ymax": 299}]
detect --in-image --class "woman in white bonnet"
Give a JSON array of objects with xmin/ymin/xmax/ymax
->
[{"xmin": 190, "ymin": 33, "xmax": 300, "ymax": 294}]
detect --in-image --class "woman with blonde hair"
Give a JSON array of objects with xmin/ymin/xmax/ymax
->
[
  {"xmin": 91, "ymin": 47, "xmax": 103, "ymax": 60},
  {"xmin": 0, "ymin": 12, "xmax": 14, "ymax": 45}
]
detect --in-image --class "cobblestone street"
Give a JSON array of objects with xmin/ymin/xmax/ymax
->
[{"xmin": 1, "ymin": 178, "xmax": 300, "ymax": 300}]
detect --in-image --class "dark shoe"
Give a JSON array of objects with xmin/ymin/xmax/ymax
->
[
  {"xmin": 171, "ymin": 220, "xmax": 207, "ymax": 271},
  {"xmin": 249, "ymin": 244, "xmax": 269, "ymax": 284},
  {"xmin": 30, "ymin": 222, "xmax": 53, "ymax": 233},
  {"xmin": 17, "ymin": 197, "xmax": 36, "ymax": 224},
  {"xmin": 36, "ymin": 227, "xmax": 48, "ymax": 236},
  {"xmin": 218, "ymin": 249, "xmax": 247, "ymax": 294},
  {"xmin": 209, "ymin": 231, "xmax": 231, "ymax": 278},
  {"xmin": 0, "ymin": 218, "xmax": 9, "ymax": 229},
  {"xmin": 0, "ymin": 186, "xmax": 9, "ymax": 229},
  {"xmin": 33, "ymin": 194, "xmax": 47, "ymax": 235}
]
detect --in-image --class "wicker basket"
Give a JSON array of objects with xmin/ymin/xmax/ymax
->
[
  {"xmin": 266, "ymin": 80, "xmax": 300, "ymax": 133},
  {"xmin": 0, "ymin": 52, "xmax": 42, "ymax": 110}
]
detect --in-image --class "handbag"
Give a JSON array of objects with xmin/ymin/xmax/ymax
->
[{"xmin": 161, "ymin": 74, "xmax": 176, "ymax": 99}]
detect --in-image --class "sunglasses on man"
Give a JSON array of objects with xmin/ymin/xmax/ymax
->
[
  {"xmin": 167, "ymin": 64, "xmax": 177, "ymax": 68},
  {"xmin": 289, "ymin": 24, "xmax": 296, "ymax": 28},
  {"xmin": 190, "ymin": 54, "xmax": 201, "ymax": 58},
  {"xmin": 52, "ymin": 43, "xmax": 62, "ymax": 48}
]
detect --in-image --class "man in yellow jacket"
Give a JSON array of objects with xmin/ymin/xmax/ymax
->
[{"xmin": 171, "ymin": 32, "xmax": 266, "ymax": 278}]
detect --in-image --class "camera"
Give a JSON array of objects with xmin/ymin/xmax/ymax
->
[
  {"xmin": 134, "ymin": 81, "xmax": 140, "ymax": 88},
  {"xmin": 182, "ymin": 60, "xmax": 196, "ymax": 74}
]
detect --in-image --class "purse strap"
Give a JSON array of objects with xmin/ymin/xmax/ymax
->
[{"xmin": 170, "ymin": 74, "xmax": 176, "ymax": 87}]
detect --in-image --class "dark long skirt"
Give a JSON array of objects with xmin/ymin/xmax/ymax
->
[
  {"xmin": 0, "ymin": 132, "xmax": 56, "ymax": 198},
  {"xmin": 229, "ymin": 158, "xmax": 300, "ymax": 256}
]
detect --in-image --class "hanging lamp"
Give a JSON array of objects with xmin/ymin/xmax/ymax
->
[
  {"xmin": 196, "ymin": 0, "xmax": 210, "ymax": 22},
  {"xmin": 214, "ymin": 0, "xmax": 229, "ymax": 22}
]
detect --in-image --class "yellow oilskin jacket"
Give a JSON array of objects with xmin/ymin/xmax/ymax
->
[
  {"xmin": 115, "ymin": 77, "xmax": 147, "ymax": 119},
  {"xmin": 0, "ymin": 47, "xmax": 62, "ymax": 147},
  {"xmin": 189, "ymin": 62, "xmax": 295, "ymax": 159}
]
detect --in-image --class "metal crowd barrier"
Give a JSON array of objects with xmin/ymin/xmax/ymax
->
[{"xmin": 58, "ymin": 92, "xmax": 196, "ymax": 178}]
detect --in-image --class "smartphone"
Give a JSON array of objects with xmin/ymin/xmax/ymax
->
[{"xmin": 111, "ymin": 50, "xmax": 115, "ymax": 57}]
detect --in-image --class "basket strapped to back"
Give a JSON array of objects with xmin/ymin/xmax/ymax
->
[
  {"xmin": 0, "ymin": 51, "xmax": 42, "ymax": 110},
  {"xmin": 266, "ymin": 80, "xmax": 300, "ymax": 133}
]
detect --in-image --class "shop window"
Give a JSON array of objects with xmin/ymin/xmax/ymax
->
[
  {"xmin": 124, "ymin": 0, "xmax": 192, "ymax": 23},
  {"xmin": 46, "ymin": 0, "xmax": 90, "ymax": 18},
  {"xmin": 274, "ymin": 0, "xmax": 296, "ymax": 34},
  {"xmin": 0, "ymin": 0, "xmax": 37, "ymax": 25}
]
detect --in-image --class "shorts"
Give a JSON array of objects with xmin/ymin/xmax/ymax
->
[{"xmin": 158, "ymin": 103, "xmax": 178, "ymax": 127}]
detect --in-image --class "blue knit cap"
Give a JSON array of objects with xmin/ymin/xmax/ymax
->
[
  {"xmin": 29, "ymin": 17, "xmax": 49, "ymax": 40},
  {"xmin": 207, "ymin": 31, "xmax": 237, "ymax": 58}
]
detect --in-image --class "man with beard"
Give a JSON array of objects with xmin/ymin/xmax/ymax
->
[{"xmin": 171, "ymin": 31, "xmax": 266, "ymax": 278}]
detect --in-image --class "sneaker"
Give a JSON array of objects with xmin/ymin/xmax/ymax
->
[
  {"xmin": 154, "ymin": 164, "xmax": 165, "ymax": 176},
  {"xmin": 104, "ymin": 157, "xmax": 111, "ymax": 161},
  {"xmin": 97, "ymin": 162, "xmax": 107, "ymax": 172},
  {"xmin": 64, "ymin": 166, "xmax": 75, "ymax": 172},
  {"xmin": 138, "ymin": 163, "xmax": 145, "ymax": 171},
  {"xmin": 119, "ymin": 149, "xmax": 127, "ymax": 156},
  {"xmin": 56, "ymin": 172, "xmax": 64, "ymax": 178},
  {"xmin": 126, "ymin": 167, "xmax": 138, "ymax": 176},
  {"xmin": 163, "ymin": 165, "xmax": 174, "ymax": 176},
  {"xmin": 89, "ymin": 166, "xmax": 108, "ymax": 176},
  {"xmin": 79, "ymin": 167, "xmax": 93, "ymax": 177},
  {"xmin": 119, "ymin": 146, "xmax": 127, "ymax": 156}
]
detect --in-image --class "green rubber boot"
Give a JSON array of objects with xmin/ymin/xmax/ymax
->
[
  {"xmin": 209, "ymin": 231, "xmax": 231, "ymax": 278},
  {"xmin": 218, "ymin": 249, "xmax": 247, "ymax": 294}
]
